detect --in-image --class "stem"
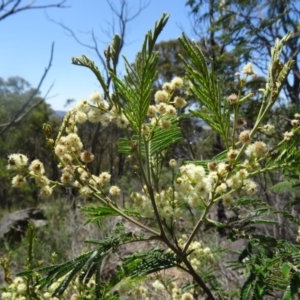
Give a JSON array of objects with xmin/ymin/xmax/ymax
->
[
  {"xmin": 141, "ymin": 137, "xmax": 167, "ymax": 238},
  {"xmin": 182, "ymin": 200, "xmax": 213, "ymax": 254},
  {"xmin": 158, "ymin": 231, "xmax": 215, "ymax": 300},
  {"xmin": 249, "ymin": 164, "xmax": 287, "ymax": 177},
  {"xmin": 181, "ymin": 255, "xmax": 216, "ymax": 299},
  {"xmin": 183, "ymin": 176, "xmax": 221, "ymax": 253},
  {"xmin": 125, "ymin": 126, "xmax": 166, "ymax": 237},
  {"xmin": 213, "ymin": 188, "xmax": 237, "ymax": 203},
  {"xmin": 182, "ymin": 256, "xmax": 215, "ymax": 300},
  {"xmin": 231, "ymin": 84, "xmax": 244, "ymax": 149},
  {"xmin": 268, "ymin": 126, "xmax": 300, "ymax": 153},
  {"xmin": 251, "ymin": 102, "xmax": 272, "ymax": 138},
  {"xmin": 90, "ymin": 187, "xmax": 160, "ymax": 236},
  {"xmin": 231, "ymin": 102, "xmax": 239, "ymax": 149}
]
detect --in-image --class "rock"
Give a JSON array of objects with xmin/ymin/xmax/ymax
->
[{"xmin": 0, "ymin": 208, "xmax": 47, "ymax": 243}]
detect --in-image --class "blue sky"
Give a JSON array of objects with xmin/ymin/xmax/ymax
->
[{"xmin": 1, "ymin": 0, "xmax": 194, "ymax": 111}]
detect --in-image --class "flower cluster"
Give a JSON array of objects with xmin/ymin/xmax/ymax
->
[
  {"xmin": 117, "ymin": 280, "xmax": 148, "ymax": 299},
  {"xmin": 1, "ymin": 277, "xmax": 28, "ymax": 300},
  {"xmin": 152, "ymin": 279, "xmax": 194, "ymax": 300},
  {"xmin": 116, "ymin": 277, "xmax": 194, "ymax": 300},
  {"xmin": 177, "ymin": 161, "xmax": 258, "ymax": 207},
  {"xmin": 7, "ymin": 91, "xmax": 125, "ymax": 200},
  {"xmin": 242, "ymin": 62, "xmax": 257, "ymax": 77},
  {"xmin": 7, "ymin": 78, "xmax": 188, "ymax": 200},
  {"xmin": 0, "ymin": 277, "xmax": 64, "ymax": 300},
  {"xmin": 8, "ymin": 154, "xmax": 53, "ymax": 197},
  {"xmin": 130, "ymin": 156, "xmax": 258, "ymax": 223},
  {"xmin": 53, "ymin": 126, "xmax": 107, "ymax": 197},
  {"xmin": 73, "ymin": 92, "xmax": 129, "ymax": 129},
  {"xmin": 260, "ymin": 123, "xmax": 276, "ymax": 135},
  {"xmin": 148, "ymin": 77, "xmax": 187, "ymax": 132},
  {"xmin": 178, "ymin": 235, "xmax": 213, "ymax": 272}
]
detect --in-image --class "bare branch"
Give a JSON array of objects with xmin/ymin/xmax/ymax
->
[
  {"xmin": 107, "ymin": 0, "xmax": 150, "ymax": 23},
  {"xmin": 0, "ymin": 42, "xmax": 55, "ymax": 135},
  {"xmin": 49, "ymin": 0, "xmax": 150, "ymax": 80},
  {"xmin": 91, "ymin": 30, "xmax": 109, "ymax": 79},
  {"xmin": 106, "ymin": 0, "xmax": 150, "ymax": 45},
  {"xmin": 46, "ymin": 14, "xmax": 109, "ymax": 79},
  {"xmin": 0, "ymin": 0, "xmax": 68, "ymax": 22}
]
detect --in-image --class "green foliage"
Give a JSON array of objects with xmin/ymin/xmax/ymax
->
[
  {"xmin": 233, "ymin": 238, "xmax": 300, "ymax": 299},
  {"xmin": 19, "ymin": 223, "xmax": 177, "ymax": 299},
  {"xmin": 82, "ymin": 205, "xmax": 141, "ymax": 224},
  {"xmin": 0, "ymin": 198, "xmax": 74, "ymax": 280},
  {"xmin": 117, "ymin": 119, "xmax": 182, "ymax": 157},
  {"xmin": 111, "ymin": 248, "xmax": 178, "ymax": 282},
  {"xmin": 179, "ymin": 33, "xmax": 231, "ymax": 148},
  {"xmin": 109, "ymin": 13, "xmax": 168, "ymax": 133}
]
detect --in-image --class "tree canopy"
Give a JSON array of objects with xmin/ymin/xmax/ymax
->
[{"xmin": 186, "ymin": 0, "xmax": 300, "ymax": 105}]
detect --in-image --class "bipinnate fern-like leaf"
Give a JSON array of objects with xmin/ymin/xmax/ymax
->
[
  {"xmin": 81, "ymin": 205, "xmax": 140, "ymax": 225},
  {"xmin": 110, "ymin": 13, "xmax": 169, "ymax": 133},
  {"xmin": 18, "ymin": 224, "xmax": 165, "ymax": 298},
  {"xmin": 266, "ymin": 33, "xmax": 295, "ymax": 103},
  {"xmin": 108, "ymin": 248, "xmax": 179, "ymax": 289},
  {"xmin": 290, "ymin": 273, "xmax": 300, "ymax": 297},
  {"xmin": 110, "ymin": 69, "xmax": 153, "ymax": 132},
  {"xmin": 273, "ymin": 210, "xmax": 300, "ymax": 226},
  {"xmin": 241, "ymin": 271, "xmax": 256, "ymax": 300},
  {"xmin": 233, "ymin": 237, "xmax": 300, "ymax": 299},
  {"xmin": 149, "ymin": 119, "xmax": 182, "ymax": 155},
  {"xmin": 178, "ymin": 33, "xmax": 230, "ymax": 146},
  {"xmin": 71, "ymin": 55, "xmax": 109, "ymax": 100},
  {"xmin": 282, "ymin": 285, "xmax": 292, "ymax": 300},
  {"xmin": 269, "ymin": 180, "xmax": 299, "ymax": 194},
  {"xmin": 30, "ymin": 249, "xmax": 97, "ymax": 292},
  {"xmin": 266, "ymin": 132, "xmax": 300, "ymax": 171},
  {"xmin": 236, "ymin": 197, "xmax": 269, "ymax": 206},
  {"xmin": 118, "ymin": 117, "xmax": 182, "ymax": 157}
]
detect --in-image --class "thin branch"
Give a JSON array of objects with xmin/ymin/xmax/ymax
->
[
  {"xmin": 46, "ymin": 15, "xmax": 109, "ymax": 79},
  {"xmin": 0, "ymin": 0, "xmax": 68, "ymax": 22},
  {"xmin": 48, "ymin": 0, "xmax": 150, "ymax": 78},
  {"xmin": 0, "ymin": 42, "xmax": 55, "ymax": 135},
  {"xmin": 107, "ymin": 0, "xmax": 150, "ymax": 23},
  {"xmin": 91, "ymin": 30, "xmax": 109, "ymax": 79}
]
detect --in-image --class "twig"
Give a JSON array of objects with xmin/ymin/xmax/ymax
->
[{"xmin": 0, "ymin": 0, "xmax": 68, "ymax": 22}]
